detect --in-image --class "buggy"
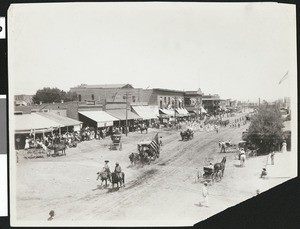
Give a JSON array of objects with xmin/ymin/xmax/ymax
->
[
  {"xmin": 202, "ymin": 167, "xmax": 214, "ymax": 183},
  {"xmin": 109, "ymin": 134, "xmax": 122, "ymax": 150}
]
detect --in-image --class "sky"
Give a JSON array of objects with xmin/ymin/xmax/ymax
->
[{"xmin": 8, "ymin": 2, "xmax": 296, "ymax": 102}]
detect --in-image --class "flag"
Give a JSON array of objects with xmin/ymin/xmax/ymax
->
[
  {"xmin": 150, "ymin": 133, "xmax": 160, "ymax": 155},
  {"xmin": 279, "ymin": 71, "xmax": 289, "ymax": 84}
]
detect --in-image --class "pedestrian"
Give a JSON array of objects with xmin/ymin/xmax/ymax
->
[
  {"xmin": 260, "ymin": 168, "xmax": 267, "ymax": 179},
  {"xmin": 24, "ymin": 137, "xmax": 30, "ymax": 150},
  {"xmin": 201, "ymin": 182, "xmax": 209, "ymax": 207},
  {"xmin": 47, "ymin": 210, "xmax": 55, "ymax": 221},
  {"xmin": 281, "ymin": 140, "xmax": 287, "ymax": 153},
  {"xmin": 270, "ymin": 151, "xmax": 275, "ymax": 165},
  {"xmin": 159, "ymin": 136, "xmax": 163, "ymax": 146}
]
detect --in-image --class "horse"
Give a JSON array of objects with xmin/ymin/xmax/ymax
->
[
  {"xmin": 180, "ymin": 129, "xmax": 193, "ymax": 141},
  {"xmin": 139, "ymin": 124, "xmax": 148, "ymax": 134},
  {"xmin": 213, "ymin": 156, "xmax": 226, "ymax": 181},
  {"xmin": 96, "ymin": 170, "xmax": 111, "ymax": 188},
  {"xmin": 129, "ymin": 153, "xmax": 140, "ymax": 166},
  {"xmin": 48, "ymin": 142, "xmax": 67, "ymax": 156},
  {"xmin": 240, "ymin": 153, "xmax": 246, "ymax": 167},
  {"xmin": 111, "ymin": 172, "xmax": 125, "ymax": 188},
  {"xmin": 139, "ymin": 151, "xmax": 151, "ymax": 165}
]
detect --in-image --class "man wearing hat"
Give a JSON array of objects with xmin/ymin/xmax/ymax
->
[
  {"xmin": 103, "ymin": 160, "xmax": 111, "ymax": 179},
  {"xmin": 201, "ymin": 181, "xmax": 209, "ymax": 207},
  {"xmin": 114, "ymin": 162, "xmax": 122, "ymax": 179}
]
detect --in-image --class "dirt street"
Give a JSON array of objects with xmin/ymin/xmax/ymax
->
[{"xmin": 15, "ymin": 116, "xmax": 296, "ymax": 226}]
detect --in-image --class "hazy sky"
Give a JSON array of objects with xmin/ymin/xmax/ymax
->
[{"xmin": 8, "ymin": 2, "xmax": 296, "ymax": 102}]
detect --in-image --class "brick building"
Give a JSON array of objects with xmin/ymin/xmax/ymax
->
[
  {"xmin": 14, "ymin": 101, "xmax": 79, "ymax": 120},
  {"xmin": 202, "ymin": 94, "xmax": 221, "ymax": 114},
  {"xmin": 184, "ymin": 88, "xmax": 204, "ymax": 116},
  {"xmin": 69, "ymin": 84, "xmax": 144, "ymax": 106}
]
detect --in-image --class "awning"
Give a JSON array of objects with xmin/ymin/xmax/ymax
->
[
  {"xmin": 131, "ymin": 106, "xmax": 159, "ymax": 120},
  {"xmin": 106, "ymin": 109, "xmax": 142, "ymax": 120},
  {"xmin": 192, "ymin": 106, "xmax": 207, "ymax": 114},
  {"xmin": 159, "ymin": 108, "xmax": 175, "ymax": 117},
  {"xmin": 176, "ymin": 108, "xmax": 190, "ymax": 116},
  {"xmin": 14, "ymin": 113, "xmax": 62, "ymax": 134},
  {"xmin": 79, "ymin": 111, "xmax": 119, "ymax": 127},
  {"xmin": 36, "ymin": 112, "xmax": 82, "ymax": 127}
]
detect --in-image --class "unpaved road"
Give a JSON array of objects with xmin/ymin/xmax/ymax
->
[{"xmin": 14, "ymin": 114, "xmax": 296, "ymax": 226}]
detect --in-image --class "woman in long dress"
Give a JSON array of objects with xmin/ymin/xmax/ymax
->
[
  {"xmin": 281, "ymin": 140, "xmax": 287, "ymax": 153},
  {"xmin": 24, "ymin": 137, "xmax": 30, "ymax": 150}
]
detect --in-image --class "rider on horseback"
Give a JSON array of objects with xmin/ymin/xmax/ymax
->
[
  {"xmin": 114, "ymin": 162, "xmax": 122, "ymax": 179},
  {"xmin": 103, "ymin": 160, "xmax": 111, "ymax": 181}
]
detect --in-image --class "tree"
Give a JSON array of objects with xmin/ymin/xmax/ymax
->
[
  {"xmin": 32, "ymin": 87, "xmax": 77, "ymax": 104},
  {"xmin": 246, "ymin": 104, "xmax": 284, "ymax": 154}
]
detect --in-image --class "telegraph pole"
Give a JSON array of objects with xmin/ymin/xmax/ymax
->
[
  {"xmin": 174, "ymin": 97, "xmax": 177, "ymax": 124},
  {"xmin": 125, "ymin": 91, "xmax": 128, "ymax": 136}
]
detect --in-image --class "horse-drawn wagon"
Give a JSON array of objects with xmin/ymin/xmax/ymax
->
[
  {"xmin": 180, "ymin": 129, "xmax": 194, "ymax": 141},
  {"xmin": 129, "ymin": 137, "xmax": 160, "ymax": 166},
  {"xmin": 109, "ymin": 134, "xmax": 122, "ymax": 150}
]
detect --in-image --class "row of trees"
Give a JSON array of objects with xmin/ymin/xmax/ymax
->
[
  {"xmin": 246, "ymin": 104, "xmax": 285, "ymax": 154},
  {"xmin": 32, "ymin": 87, "xmax": 77, "ymax": 104}
]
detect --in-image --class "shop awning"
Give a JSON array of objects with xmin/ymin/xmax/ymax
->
[
  {"xmin": 159, "ymin": 108, "xmax": 175, "ymax": 117},
  {"xmin": 106, "ymin": 109, "xmax": 142, "ymax": 120},
  {"xmin": 176, "ymin": 108, "xmax": 190, "ymax": 116},
  {"xmin": 79, "ymin": 111, "xmax": 119, "ymax": 127},
  {"xmin": 36, "ymin": 112, "xmax": 82, "ymax": 127},
  {"xmin": 131, "ymin": 106, "xmax": 159, "ymax": 119},
  {"xmin": 14, "ymin": 113, "xmax": 62, "ymax": 134}
]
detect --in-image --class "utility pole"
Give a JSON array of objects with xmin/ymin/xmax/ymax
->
[
  {"xmin": 196, "ymin": 98, "xmax": 200, "ymax": 121},
  {"xmin": 123, "ymin": 91, "xmax": 131, "ymax": 136},
  {"xmin": 174, "ymin": 97, "xmax": 177, "ymax": 124},
  {"xmin": 125, "ymin": 91, "xmax": 128, "ymax": 136}
]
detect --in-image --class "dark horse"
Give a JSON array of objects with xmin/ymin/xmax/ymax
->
[
  {"xmin": 48, "ymin": 142, "xmax": 67, "ymax": 156},
  {"xmin": 96, "ymin": 170, "xmax": 111, "ymax": 188},
  {"xmin": 139, "ymin": 124, "xmax": 148, "ymax": 134},
  {"xmin": 111, "ymin": 172, "xmax": 125, "ymax": 188},
  {"xmin": 213, "ymin": 156, "xmax": 226, "ymax": 181},
  {"xmin": 129, "ymin": 153, "xmax": 140, "ymax": 166},
  {"xmin": 180, "ymin": 129, "xmax": 194, "ymax": 141}
]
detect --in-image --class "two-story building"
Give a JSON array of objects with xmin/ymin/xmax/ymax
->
[
  {"xmin": 184, "ymin": 89, "xmax": 206, "ymax": 118},
  {"xmin": 202, "ymin": 94, "xmax": 222, "ymax": 114}
]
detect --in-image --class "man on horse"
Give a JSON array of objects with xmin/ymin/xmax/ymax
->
[
  {"xmin": 114, "ymin": 162, "xmax": 122, "ymax": 179},
  {"xmin": 103, "ymin": 160, "xmax": 111, "ymax": 181}
]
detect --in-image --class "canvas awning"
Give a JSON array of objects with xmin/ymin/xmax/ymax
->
[
  {"xmin": 159, "ymin": 108, "xmax": 175, "ymax": 117},
  {"xmin": 176, "ymin": 108, "xmax": 190, "ymax": 116},
  {"xmin": 14, "ymin": 113, "xmax": 62, "ymax": 134},
  {"xmin": 106, "ymin": 109, "xmax": 142, "ymax": 120},
  {"xmin": 78, "ymin": 111, "xmax": 119, "ymax": 127},
  {"xmin": 131, "ymin": 106, "xmax": 159, "ymax": 120},
  {"xmin": 36, "ymin": 112, "xmax": 82, "ymax": 128}
]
